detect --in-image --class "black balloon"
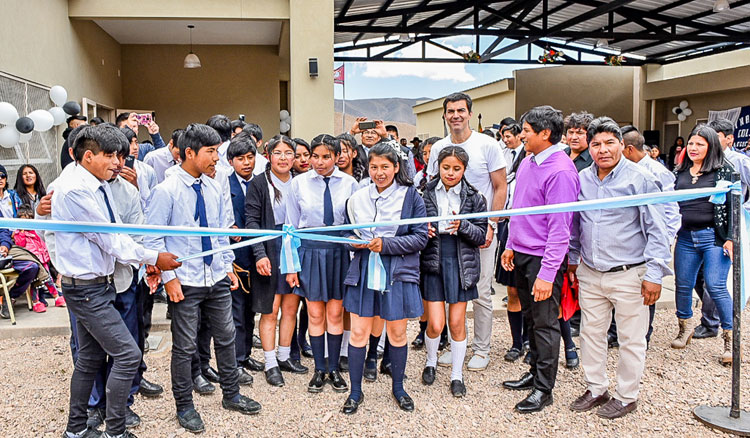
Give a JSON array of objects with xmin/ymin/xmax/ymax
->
[
  {"xmin": 15, "ymin": 117, "xmax": 34, "ymax": 134},
  {"xmin": 62, "ymin": 101, "xmax": 81, "ymax": 116}
]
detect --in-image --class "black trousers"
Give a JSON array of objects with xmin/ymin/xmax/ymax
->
[
  {"xmin": 170, "ymin": 277, "xmax": 239, "ymax": 411},
  {"xmin": 514, "ymin": 251, "xmax": 566, "ymax": 394},
  {"xmin": 231, "ymin": 271, "xmax": 256, "ymax": 365}
]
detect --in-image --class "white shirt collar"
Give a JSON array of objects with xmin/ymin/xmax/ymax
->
[
  {"xmin": 73, "ymin": 163, "xmax": 107, "ymax": 192},
  {"xmin": 436, "ymin": 179, "xmax": 462, "ymax": 195},
  {"xmin": 311, "ymin": 167, "xmax": 344, "ymax": 180},
  {"xmin": 174, "ymin": 165, "xmax": 206, "ymax": 187},
  {"xmin": 368, "ymin": 181, "xmax": 401, "ymax": 200},
  {"xmin": 532, "ymin": 143, "xmax": 563, "ymax": 165}
]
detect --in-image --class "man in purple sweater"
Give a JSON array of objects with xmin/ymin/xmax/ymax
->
[{"xmin": 500, "ymin": 105, "xmax": 580, "ymax": 413}]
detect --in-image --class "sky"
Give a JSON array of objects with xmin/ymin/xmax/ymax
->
[{"xmin": 334, "ymin": 35, "xmax": 608, "ymax": 101}]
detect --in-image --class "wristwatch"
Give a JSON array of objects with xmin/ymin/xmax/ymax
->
[{"xmin": 488, "ymin": 221, "xmax": 498, "ymax": 231}]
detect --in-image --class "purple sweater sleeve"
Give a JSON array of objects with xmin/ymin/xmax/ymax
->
[{"xmin": 537, "ymin": 171, "xmax": 580, "ymax": 283}]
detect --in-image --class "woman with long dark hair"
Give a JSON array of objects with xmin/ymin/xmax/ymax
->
[
  {"xmin": 14, "ymin": 164, "xmax": 46, "ymax": 210},
  {"xmin": 667, "ymin": 136, "xmax": 685, "ymax": 171}
]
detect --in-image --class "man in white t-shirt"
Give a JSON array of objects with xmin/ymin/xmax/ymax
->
[{"xmin": 426, "ymin": 92, "xmax": 507, "ymax": 371}]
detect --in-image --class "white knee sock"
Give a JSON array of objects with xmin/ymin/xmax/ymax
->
[
  {"xmin": 341, "ymin": 330, "xmax": 350, "ymax": 357},
  {"xmin": 425, "ymin": 334, "xmax": 440, "ymax": 368},
  {"xmin": 264, "ymin": 350, "xmax": 278, "ymax": 371},
  {"xmin": 277, "ymin": 345, "xmax": 290, "ymax": 362},
  {"xmin": 451, "ymin": 338, "xmax": 467, "ymax": 380}
]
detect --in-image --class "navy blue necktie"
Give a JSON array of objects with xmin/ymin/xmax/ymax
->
[
  {"xmin": 98, "ymin": 186, "xmax": 116, "ymax": 223},
  {"xmin": 242, "ymin": 180, "xmax": 249, "ymax": 194},
  {"xmin": 191, "ymin": 181, "xmax": 213, "ymax": 266},
  {"xmin": 323, "ymin": 177, "xmax": 334, "ymax": 226}
]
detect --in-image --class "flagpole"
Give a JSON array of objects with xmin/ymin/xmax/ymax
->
[{"xmin": 342, "ymin": 63, "xmax": 346, "ymax": 134}]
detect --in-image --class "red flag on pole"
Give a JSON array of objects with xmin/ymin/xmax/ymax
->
[{"xmin": 334, "ymin": 65, "xmax": 345, "ymax": 84}]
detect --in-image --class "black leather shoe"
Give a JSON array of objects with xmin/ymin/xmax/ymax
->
[
  {"xmin": 308, "ymin": 370, "xmax": 326, "ymax": 393},
  {"xmin": 565, "ymin": 347, "xmax": 579, "ymax": 370},
  {"xmin": 137, "ymin": 377, "xmax": 163, "ymax": 398},
  {"xmin": 279, "ymin": 358, "xmax": 309, "ymax": 374},
  {"xmin": 338, "ymin": 356, "xmax": 349, "ymax": 372},
  {"xmin": 238, "ymin": 368, "xmax": 254, "ymax": 386},
  {"xmin": 193, "ymin": 375, "xmax": 215, "ymax": 395},
  {"xmin": 222, "ymin": 394, "xmax": 262, "ymax": 415},
  {"xmin": 327, "ymin": 370, "xmax": 348, "ymax": 392},
  {"xmin": 177, "ymin": 408, "xmax": 205, "ymax": 433},
  {"xmin": 253, "ymin": 334, "xmax": 262, "ymax": 349},
  {"xmin": 363, "ymin": 361, "xmax": 378, "ymax": 382},
  {"xmin": 165, "ymin": 307, "xmax": 171, "ymax": 320},
  {"xmin": 504, "ymin": 347, "xmax": 522, "ymax": 362},
  {"xmin": 411, "ymin": 335, "xmax": 425, "ymax": 350},
  {"xmin": 450, "ymin": 379, "xmax": 466, "ymax": 397},
  {"xmin": 571, "ymin": 326, "xmax": 580, "ymax": 337},
  {"xmin": 265, "ymin": 366, "xmax": 285, "ymax": 387},
  {"xmin": 341, "ymin": 394, "xmax": 364, "ymax": 415},
  {"xmin": 86, "ymin": 407, "xmax": 105, "ymax": 430},
  {"xmin": 438, "ymin": 336, "xmax": 448, "ymax": 351},
  {"xmin": 607, "ymin": 333, "xmax": 619, "ymax": 349},
  {"xmin": 202, "ymin": 367, "xmax": 220, "ymax": 383},
  {"xmin": 515, "ymin": 389, "xmax": 553, "ymax": 413},
  {"xmin": 393, "ymin": 394, "xmax": 415, "ymax": 412},
  {"xmin": 300, "ymin": 341, "xmax": 313, "ymax": 358},
  {"xmin": 62, "ymin": 427, "xmax": 102, "ymax": 438},
  {"xmin": 379, "ymin": 360, "xmax": 392, "ymax": 377},
  {"xmin": 421, "ymin": 366, "xmax": 436, "ymax": 385},
  {"xmin": 125, "ymin": 406, "xmax": 141, "ymax": 429},
  {"xmin": 503, "ymin": 372, "xmax": 534, "ymax": 391},
  {"xmin": 0, "ymin": 302, "xmax": 9, "ymax": 319},
  {"xmin": 693, "ymin": 324, "xmax": 719, "ymax": 339},
  {"xmin": 241, "ymin": 357, "xmax": 264, "ymax": 372}
]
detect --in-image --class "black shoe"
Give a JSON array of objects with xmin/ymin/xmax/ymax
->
[
  {"xmin": 240, "ymin": 357, "xmax": 264, "ymax": 372},
  {"xmin": 379, "ymin": 360, "xmax": 392, "ymax": 377},
  {"xmin": 450, "ymin": 379, "xmax": 466, "ymax": 397},
  {"xmin": 137, "ymin": 377, "xmax": 163, "ymax": 398},
  {"xmin": 265, "ymin": 366, "xmax": 285, "ymax": 387},
  {"xmin": 0, "ymin": 302, "xmax": 9, "ymax": 319},
  {"xmin": 693, "ymin": 324, "xmax": 719, "ymax": 339},
  {"xmin": 327, "ymin": 370, "xmax": 348, "ymax": 392},
  {"xmin": 504, "ymin": 347, "xmax": 522, "ymax": 362},
  {"xmin": 308, "ymin": 370, "xmax": 326, "ymax": 393},
  {"xmin": 411, "ymin": 335, "xmax": 425, "ymax": 350},
  {"xmin": 222, "ymin": 394, "xmax": 262, "ymax": 415},
  {"xmin": 338, "ymin": 356, "xmax": 349, "ymax": 372},
  {"xmin": 393, "ymin": 394, "xmax": 415, "ymax": 412},
  {"xmin": 62, "ymin": 427, "xmax": 102, "ymax": 438},
  {"xmin": 165, "ymin": 308, "xmax": 171, "ymax": 320},
  {"xmin": 523, "ymin": 351, "xmax": 531, "ymax": 365},
  {"xmin": 491, "ymin": 286, "xmax": 496, "ymax": 296},
  {"xmin": 238, "ymin": 368, "xmax": 254, "ymax": 386},
  {"xmin": 515, "ymin": 389, "xmax": 553, "ymax": 413},
  {"xmin": 565, "ymin": 347, "xmax": 579, "ymax": 370},
  {"xmin": 143, "ymin": 340, "xmax": 150, "ymax": 354},
  {"xmin": 438, "ymin": 336, "xmax": 448, "ymax": 351},
  {"xmin": 125, "ymin": 407, "xmax": 141, "ymax": 429},
  {"xmin": 253, "ymin": 334, "xmax": 262, "ymax": 349},
  {"xmin": 571, "ymin": 326, "xmax": 580, "ymax": 337},
  {"xmin": 421, "ymin": 366, "xmax": 436, "ymax": 385},
  {"xmin": 153, "ymin": 290, "xmax": 167, "ymax": 304},
  {"xmin": 502, "ymin": 295, "xmax": 509, "ymax": 304},
  {"xmin": 202, "ymin": 367, "xmax": 220, "ymax": 383},
  {"xmin": 278, "ymin": 358, "xmax": 309, "ymax": 374},
  {"xmin": 607, "ymin": 333, "xmax": 619, "ymax": 349},
  {"xmin": 193, "ymin": 375, "xmax": 215, "ymax": 395},
  {"xmin": 503, "ymin": 372, "xmax": 534, "ymax": 391},
  {"xmin": 299, "ymin": 341, "xmax": 313, "ymax": 358},
  {"xmin": 363, "ymin": 361, "xmax": 378, "ymax": 382},
  {"xmin": 177, "ymin": 408, "xmax": 205, "ymax": 433},
  {"xmin": 341, "ymin": 394, "xmax": 364, "ymax": 415},
  {"xmin": 86, "ymin": 407, "xmax": 105, "ymax": 430}
]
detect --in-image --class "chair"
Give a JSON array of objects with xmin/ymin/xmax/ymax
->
[{"xmin": 0, "ymin": 267, "xmax": 32, "ymax": 325}]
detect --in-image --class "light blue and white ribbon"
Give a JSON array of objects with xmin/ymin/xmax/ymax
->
[{"xmin": 367, "ymin": 252, "xmax": 387, "ymax": 292}]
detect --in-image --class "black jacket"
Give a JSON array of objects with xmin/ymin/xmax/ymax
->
[
  {"xmin": 229, "ymin": 173, "xmax": 252, "ymax": 269},
  {"xmin": 674, "ymin": 161, "xmax": 734, "ymax": 247},
  {"xmin": 244, "ymin": 172, "xmax": 279, "ymax": 292},
  {"xmin": 420, "ymin": 178, "xmax": 488, "ymax": 290}
]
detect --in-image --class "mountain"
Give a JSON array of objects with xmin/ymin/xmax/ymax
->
[{"xmin": 334, "ymin": 97, "xmax": 429, "ymax": 125}]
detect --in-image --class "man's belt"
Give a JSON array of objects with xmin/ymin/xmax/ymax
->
[
  {"xmin": 61, "ymin": 274, "xmax": 114, "ymax": 287},
  {"xmin": 604, "ymin": 262, "xmax": 645, "ymax": 273}
]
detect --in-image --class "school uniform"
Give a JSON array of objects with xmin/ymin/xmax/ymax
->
[
  {"xmin": 343, "ymin": 183, "xmax": 428, "ymax": 321},
  {"xmin": 53, "ymin": 164, "xmax": 158, "ymax": 437},
  {"xmin": 144, "ymin": 166, "xmax": 239, "ymax": 414},
  {"xmin": 420, "ymin": 179, "xmax": 487, "ymax": 304},
  {"xmin": 284, "ymin": 167, "xmax": 359, "ymax": 302}
]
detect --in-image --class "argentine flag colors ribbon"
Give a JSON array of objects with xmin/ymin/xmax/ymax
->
[{"xmin": 279, "ymin": 224, "xmax": 301, "ymax": 274}]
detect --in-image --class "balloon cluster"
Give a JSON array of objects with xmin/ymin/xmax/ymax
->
[
  {"xmin": 280, "ymin": 110, "xmax": 291, "ymax": 134},
  {"xmin": 0, "ymin": 85, "xmax": 82, "ymax": 148},
  {"xmin": 672, "ymin": 100, "xmax": 693, "ymax": 122}
]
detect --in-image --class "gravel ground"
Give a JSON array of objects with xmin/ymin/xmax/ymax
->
[{"xmin": 2, "ymin": 309, "xmax": 749, "ymax": 438}]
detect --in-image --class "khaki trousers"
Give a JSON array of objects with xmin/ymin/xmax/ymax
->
[
  {"xmin": 471, "ymin": 238, "xmax": 497, "ymax": 356},
  {"xmin": 578, "ymin": 263, "xmax": 649, "ymax": 404}
]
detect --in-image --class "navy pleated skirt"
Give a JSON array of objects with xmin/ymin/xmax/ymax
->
[
  {"xmin": 344, "ymin": 250, "xmax": 424, "ymax": 321},
  {"xmin": 273, "ymin": 233, "xmax": 293, "ymax": 295},
  {"xmin": 494, "ymin": 220, "xmax": 516, "ymax": 287},
  {"xmin": 422, "ymin": 234, "xmax": 479, "ymax": 304},
  {"xmin": 294, "ymin": 235, "xmax": 349, "ymax": 302},
  {"xmin": 250, "ymin": 225, "xmax": 292, "ymax": 315}
]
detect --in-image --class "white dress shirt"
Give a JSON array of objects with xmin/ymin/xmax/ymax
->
[
  {"xmin": 133, "ymin": 159, "xmax": 157, "ymax": 212},
  {"xmin": 235, "ymin": 172, "xmax": 253, "ymax": 196},
  {"xmin": 144, "ymin": 166, "xmax": 234, "ymax": 287},
  {"xmin": 267, "ymin": 172, "xmax": 293, "ymax": 225},
  {"xmin": 435, "ymin": 180, "xmax": 462, "ymax": 233},
  {"xmin": 144, "ymin": 146, "xmax": 178, "ymax": 183},
  {"xmin": 347, "ymin": 182, "xmax": 408, "ymax": 241},
  {"xmin": 636, "ymin": 154, "xmax": 681, "ymax": 240},
  {"xmin": 108, "ymin": 176, "xmax": 145, "ymax": 293},
  {"xmin": 36, "ymin": 162, "xmax": 76, "ymax": 268},
  {"xmin": 51, "ymin": 164, "xmax": 158, "ymax": 280},
  {"xmin": 217, "ymin": 140, "xmax": 232, "ymax": 169},
  {"xmin": 724, "ymin": 148, "xmax": 750, "ymax": 207},
  {"xmin": 285, "ymin": 167, "xmax": 359, "ymax": 229},
  {"xmin": 0, "ymin": 191, "xmax": 14, "ymax": 219}
]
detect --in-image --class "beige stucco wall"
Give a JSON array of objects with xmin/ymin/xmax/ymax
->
[
  {"xmin": 515, "ymin": 65, "xmax": 636, "ymax": 124},
  {"xmin": 68, "ymin": 0, "xmax": 290, "ymax": 20},
  {"xmin": 121, "ymin": 44, "xmax": 280, "ymax": 142}
]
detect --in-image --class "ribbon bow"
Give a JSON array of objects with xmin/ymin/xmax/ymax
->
[
  {"xmin": 709, "ymin": 180, "xmax": 742, "ymax": 204},
  {"xmin": 279, "ymin": 224, "xmax": 302, "ymax": 274}
]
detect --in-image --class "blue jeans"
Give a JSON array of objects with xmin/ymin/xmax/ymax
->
[{"xmin": 674, "ymin": 228, "xmax": 733, "ymax": 330}]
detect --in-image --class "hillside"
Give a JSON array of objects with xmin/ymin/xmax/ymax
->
[
  {"xmin": 334, "ymin": 97, "xmax": 428, "ymax": 125},
  {"xmin": 334, "ymin": 112, "xmax": 415, "ymax": 140}
]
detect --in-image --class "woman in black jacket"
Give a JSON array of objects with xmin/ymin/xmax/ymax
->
[
  {"xmin": 245, "ymin": 135, "xmax": 307, "ymax": 387},
  {"xmin": 420, "ymin": 146, "xmax": 487, "ymax": 397}
]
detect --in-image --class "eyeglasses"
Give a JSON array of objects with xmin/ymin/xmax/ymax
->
[
  {"xmin": 0, "ymin": 174, "xmax": 6, "ymax": 179},
  {"xmin": 271, "ymin": 151, "xmax": 295, "ymax": 158}
]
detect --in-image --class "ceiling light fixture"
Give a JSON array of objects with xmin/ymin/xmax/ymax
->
[
  {"xmin": 714, "ymin": 0, "xmax": 731, "ymax": 12},
  {"xmin": 183, "ymin": 25, "xmax": 201, "ymax": 69}
]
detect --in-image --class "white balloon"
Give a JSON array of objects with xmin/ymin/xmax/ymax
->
[
  {"xmin": 28, "ymin": 109, "xmax": 54, "ymax": 132},
  {"xmin": 678, "ymin": 113, "xmax": 687, "ymax": 122},
  {"xmin": 679, "ymin": 100, "xmax": 689, "ymax": 109},
  {"xmin": 284, "ymin": 115, "xmax": 292, "ymax": 124},
  {"xmin": 279, "ymin": 109, "xmax": 290, "ymax": 120},
  {"xmin": 19, "ymin": 131, "xmax": 32, "ymax": 143},
  {"xmin": 682, "ymin": 108, "xmax": 693, "ymax": 117},
  {"xmin": 49, "ymin": 106, "xmax": 67, "ymax": 126},
  {"xmin": 0, "ymin": 125, "xmax": 20, "ymax": 148},
  {"xmin": 49, "ymin": 85, "xmax": 68, "ymax": 107},
  {"xmin": 280, "ymin": 121, "xmax": 290, "ymax": 133},
  {"xmin": 0, "ymin": 102, "xmax": 19, "ymax": 125}
]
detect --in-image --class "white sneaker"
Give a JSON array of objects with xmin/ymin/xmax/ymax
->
[
  {"xmin": 467, "ymin": 353, "xmax": 490, "ymax": 371},
  {"xmin": 438, "ymin": 350, "xmax": 452, "ymax": 367}
]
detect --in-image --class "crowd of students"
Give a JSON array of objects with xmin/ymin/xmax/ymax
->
[{"xmin": 0, "ymin": 91, "xmax": 746, "ymax": 438}]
